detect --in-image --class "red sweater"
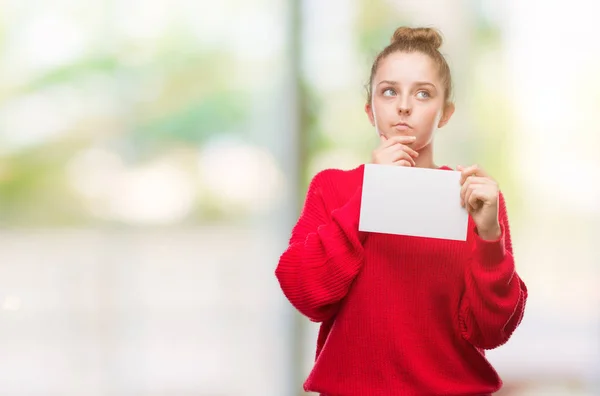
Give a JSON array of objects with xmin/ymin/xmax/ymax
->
[{"xmin": 275, "ymin": 164, "xmax": 527, "ymax": 396}]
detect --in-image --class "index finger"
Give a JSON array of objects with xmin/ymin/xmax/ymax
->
[
  {"xmin": 384, "ymin": 135, "xmax": 417, "ymax": 147},
  {"xmin": 459, "ymin": 164, "xmax": 489, "ymax": 184}
]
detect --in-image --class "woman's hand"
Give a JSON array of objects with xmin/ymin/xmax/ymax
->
[
  {"xmin": 458, "ymin": 164, "xmax": 501, "ymax": 240},
  {"xmin": 371, "ymin": 135, "xmax": 419, "ymax": 167}
]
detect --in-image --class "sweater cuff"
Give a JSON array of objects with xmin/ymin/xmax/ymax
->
[{"xmin": 471, "ymin": 223, "xmax": 506, "ymax": 268}]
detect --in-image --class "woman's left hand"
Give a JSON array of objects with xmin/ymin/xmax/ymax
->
[{"xmin": 458, "ymin": 165, "xmax": 501, "ymax": 240}]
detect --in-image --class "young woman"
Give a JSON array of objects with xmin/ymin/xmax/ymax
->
[{"xmin": 275, "ymin": 26, "xmax": 527, "ymax": 396}]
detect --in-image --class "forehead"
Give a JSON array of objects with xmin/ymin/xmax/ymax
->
[{"xmin": 375, "ymin": 51, "xmax": 439, "ymax": 84}]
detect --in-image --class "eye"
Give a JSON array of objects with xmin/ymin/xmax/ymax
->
[
  {"xmin": 382, "ymin": 88, "xmax": 396, "ymax": 97},
  {"xmin": 416, "ymin": 90, "xmax": 430, "ymax": 99}
]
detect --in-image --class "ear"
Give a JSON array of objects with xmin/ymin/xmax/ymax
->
[
  {"xmin": 437, "ymin": 102, "xmax": 455, "ymax": 128},
  {"xmin": 365, "ymin": 102, "xmax": 375, "ymax": 126}
]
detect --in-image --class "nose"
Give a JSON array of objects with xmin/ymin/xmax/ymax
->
[
  {"xmin": 398, "ymin": 106, "xmax": 411, "ymax": 116},
  {"xmin": 397, "ymin": 96, "xmax": 412, "ymax": 116}
]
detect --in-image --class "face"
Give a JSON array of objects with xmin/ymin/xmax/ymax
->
[{"xmin": 365, "ymin": 51, "xmax": 454, "ymax": 150}]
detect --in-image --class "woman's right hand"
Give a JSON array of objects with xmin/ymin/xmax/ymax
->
[{"xmin": 371, "ymin": 135, "xmax": 419, "ymax": 167}]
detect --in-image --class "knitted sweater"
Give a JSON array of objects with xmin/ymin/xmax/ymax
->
[{"xmin": 275, "ymin": 164, "xmax": 527, "ymax": 396}]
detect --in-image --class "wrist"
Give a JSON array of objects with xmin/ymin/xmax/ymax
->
[{"xmin": 477, "ymin": 223, "xmax": 501, "ymax": 241}]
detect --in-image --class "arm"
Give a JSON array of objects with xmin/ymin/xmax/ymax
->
[
  {"xmin": 458, "ymin": 193, "xmax": 528, "ymax": 349},
  {"xmin": 275, "ymin": 171, "xmax": 367, "ymax": 323}
]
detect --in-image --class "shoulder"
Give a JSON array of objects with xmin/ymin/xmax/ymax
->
[
  {"xmin": 306, "ymin": 164, "xmax": 365, "ymax": 208},
  {"xmin": 309, "ymin": 164, "xmax": 365, "ymax": 190}
]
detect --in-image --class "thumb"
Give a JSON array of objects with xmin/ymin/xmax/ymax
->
[{"xmin": 457, "ymin": 165, "xmax": 464, "ymax": 171}]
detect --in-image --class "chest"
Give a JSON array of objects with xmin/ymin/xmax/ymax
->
[{"xmin": 359, "ymin": 233, "xmax": 469, "ymax": 293}]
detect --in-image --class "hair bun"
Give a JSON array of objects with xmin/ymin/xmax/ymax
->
[{"xmin": 391, "ymin": 27, "xmax": 443, "ymax": 50}]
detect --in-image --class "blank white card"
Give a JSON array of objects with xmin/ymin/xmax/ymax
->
[{"xmin": 359, "ymin": 164, "xmax": 468, "ymax": 241}]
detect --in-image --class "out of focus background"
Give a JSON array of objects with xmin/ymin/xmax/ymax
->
[{"xmin": 0, "ymin": 0, "xmax": 598, "ymax": 395}]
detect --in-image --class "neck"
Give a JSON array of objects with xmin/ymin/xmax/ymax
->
[{"xmin": 414, "ymin": 142, "xmax": 437, "ymax": 169}]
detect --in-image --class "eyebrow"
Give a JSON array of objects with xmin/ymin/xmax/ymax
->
[{"xmin": 377, "ymin": 80, "xmax": 437, "ymax": 89}]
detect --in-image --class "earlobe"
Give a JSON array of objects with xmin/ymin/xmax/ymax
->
[
  {"xmin": 365, "ymin": 103, "xmax": 375, "ymax": 126},
  {"xmin": 438, "ymin": 103, "xmax": 455, "ymax": 128}
]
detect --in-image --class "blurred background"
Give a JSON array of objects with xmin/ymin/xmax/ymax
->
[{"xmin": 0, "ymin": 0, "xmax": 598, "ymax": 395}]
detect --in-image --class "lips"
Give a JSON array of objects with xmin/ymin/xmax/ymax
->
[{"xmin": 393, "ymin": 122, "xmax": 412, "ymax": 131}]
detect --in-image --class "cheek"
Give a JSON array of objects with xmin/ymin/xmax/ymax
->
[
  {"xmin": 416, "ymin": 105, "xmax": 443, "ymax": 126},
  {"xmin": 374, "ymin": 101, "xmax": 395, "ymax": 120}
]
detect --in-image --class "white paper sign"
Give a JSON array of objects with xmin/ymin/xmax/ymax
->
[{"xmin": 359, "ymin": 164, "xmax": 469, "ymax": 241}]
